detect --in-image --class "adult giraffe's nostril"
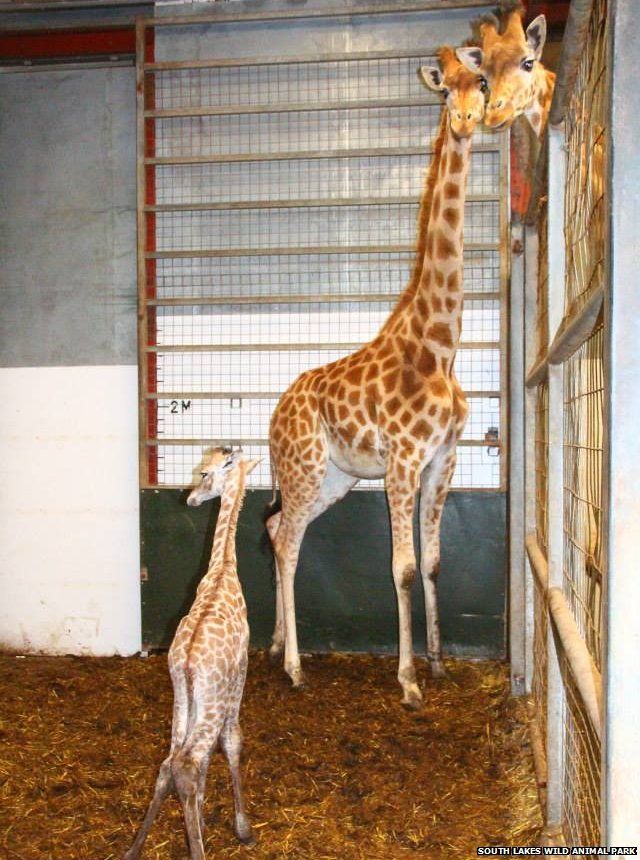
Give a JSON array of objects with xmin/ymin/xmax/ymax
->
[{"xmin": 466, "ymin": 112, "xmax": 472, "ymax": 120}]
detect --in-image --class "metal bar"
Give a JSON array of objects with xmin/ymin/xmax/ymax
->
[
  {"xmin": 525, "ymin": 354, "xmax": 548, "ymax": 390},
  {"xmin": 147, "ymin": 437, "xmax": 497, "ymax": 448},
  {"xmin": 145, "ymin": 96, "xmax": 438, "ymax": 118},
  {"xmin": 146, "ymin": 242, "xmax": 500, "ymax": 259},
  {"xmin": 146, "ymin": 143, "xmax": 501, "ymax": 166},
  {"xmin": 144, "ymin": 193, "xmax": 499, "ymax": 212},
  {"xmin": 0, "ymin": 59, "xmax": 134, "ymax": 73},
  {"xmin": 545, "ymin": 123, "xmax": 568, "ymax": 831},
  {"xmin": 548, "ymin": 0, "xmax": 597, "ymax": 127},
  {"xmin": 147, "ymin": 389, "xmax": 502, "ymax": 400},
  {"xmin": 526, "ymin": 531, "xmax": 549, "ymax": 593},
  {"xmin": 548, "ymin": 587, "xmax": 603, "ymax": 741},
  {"xmin": 548, "ymin": 285, "xmax": 604, "ymax": 367},
  {"xmin": 509, "ymin": 221, "xmax": 527, "ymax": 696},
  {"xmin": 148, "ymin": 1, "xmax": 497, "ymax": 28},
  {"xmin": 143, "ymin": 47, "xmax": 459, "ymax": 71},
  {"xmin": 149, "ymin": 291, "xmax": 503, "ymax": 307},
  {"xmin": 135, "ymin": 19, "xmax": 149, "ymax": 488},
  {"xmin": 147, "ymin": 340, "xmax": 500, "ymax": 353},
  {"xmin": 603, "ymin": 0, "xmax": 640, "ymax": 843}
]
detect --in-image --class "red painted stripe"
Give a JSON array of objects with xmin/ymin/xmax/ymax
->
[{"xmin": 0, "ymin": 28, "xmax": 135, "ymax": 61}]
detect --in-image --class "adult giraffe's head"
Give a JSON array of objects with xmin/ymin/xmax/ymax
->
[
  {"xmin": 456, "ymin": 3, "xmax": 551, "ymax": 135},
  {"xmin": 419, "ymin": 45, "xmax": 488, "ymax": 139}
]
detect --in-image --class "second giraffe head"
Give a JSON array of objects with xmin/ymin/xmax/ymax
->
[
  {"xmin": 419, "ymin": 45, "xmax": 488, "ymax": 139},
  {"xmin": 187, "ymin": 447, "xmax": 260, "ymax": 506}
]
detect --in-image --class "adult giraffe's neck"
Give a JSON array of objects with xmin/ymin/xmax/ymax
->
[
  {"xmin": 402, "ymin": 119, "xmax": 472, "ymax": 374},
  {"xmin": 207, "ymin": 467, "xmax": 246, "ymax": 575},
  {"xmin": 525, "ymin": 66, "xmax": 556, "ymax": 137}
]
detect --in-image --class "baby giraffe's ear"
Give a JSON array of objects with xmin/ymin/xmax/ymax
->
[
  {"xmin": 243, "ymin": 457, "xmax": 262, "ymax": 475},
  {"xmin": 526, "ymin": 14, "xmax": 547, "ymax": 60},
  {"xmin": 456, "ymin": 46, "xmax": 484, "ymax": 73},
  {"xmin": 418, "ymin": 66, "xmax": 444, "ymax": 92}
]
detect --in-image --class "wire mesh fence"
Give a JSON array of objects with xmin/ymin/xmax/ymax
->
[{"xmin": 140, "ymin": 36, "xmax": 508, "ymax": 490}]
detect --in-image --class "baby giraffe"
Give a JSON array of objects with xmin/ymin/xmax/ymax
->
[{"xmin": 125, "ymin": 448, "xmax": 259, "ymax": 860}]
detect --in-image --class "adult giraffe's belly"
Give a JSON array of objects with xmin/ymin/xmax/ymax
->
[{"xmin": 326, "ymin": 430, "xmax": 387, "ymax": 480}]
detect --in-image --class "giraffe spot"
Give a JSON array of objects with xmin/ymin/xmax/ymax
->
[
  {"xmin": 327, "ymin": 381, "xmax": 340, "ymax": 398},
  {"xmin": 431, "ymin": 295, "xmax": 443, "ymax": 313},
  {"xmin": 435, "ymin": 270, "xmax": 445, "ymax": 288},
  {"xmin": 438, "ymin": 407, "xmax": 452, "ymax": 427},
  {"xmin": 358, "ymin": 430, "xmax": 374, "ymax": 451},
  {"xmin": 449, "ymin": 151, "xmax": 464, "ymax": 173},
  {"xmin": 387, "ymin": 420, "xmax": 401, "ymax": 435},
  {"xmin": 443, "ymin": 207, "xmax": 460, "ymax": 229},
  {"xmin": 365, "ymin": 363, "xmax": 379, "ymax": 382},
  {"xmin": 326, "ymin": 402, "xmax": 337, "ymax": 424},
  {"xmin": 338, "ymin": 404, "xmax": 349, "ymax": 421},
  {"xmin": 410, "ymin": 316, "xmax": 423, "ymax": 340},
  {"xmin": 444, "ymin": 181, "xmax": 460, "ymax": 200},
  {"xmin": 416, "ymin": 296, "xmax": 428, "ymax": 317},
  {"xmin": 436, "ymin": 231, "xmax": 456, "ymax": 260},
  {"xmin": 400, "ymin": 368, "xmax": 423, "ymax": 398},
  {"xmin": 430, "ymin": 379, "xmax": 449, "ymax": 398},
  {"xmin": 427, "ymin": 323, "xmax": 453, "ymax": 348},
  {"xmin": 381, "ymin": 354, "xmax": 396, "ymax": 371},
  {"xmin": 428, "ymin": 404, "xmax": 438, "ymax": 417},
  {"xmin": 416, "ymin": 347, "xmax": 436, "ymax": 376},
  {"xmin": 400, "ymin": 410, "xmax": 413, "ymax": 426},
  {"xmin": 387, "ymin": 396, "xmax": 402, "ymax": 416},
  {"xmin": 365, "ymin": 386, "xmax": 378, "ymax": 421},
  {"xmin": 345, "ymin": 365, "xmax": 364, "ymax": 386},
  {"xmin": 446, "ymin": 271, "xmax": 460, "ymax": 291},
  {"xmin": 445, "ymin": 297, "xmax": 457, "ymax": 312},
  {"xmin": 348, "ymin": 389, "xmax": 360, "ymax": 406},
  {"xmin": 412, "ymin": 393, "xmax": 427, "ymax": 412},
  {"xmin": 413, "ymin": 419, "xmax": 432, "ymax": 438},
  {"xmin": 426, "ymin": 232, "xmax": 435, "ymax": 256},
  {"xmin": 383, "ymin": 369, "xmax": 399, "ymax": 393}
]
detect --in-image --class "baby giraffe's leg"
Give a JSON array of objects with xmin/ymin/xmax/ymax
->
[
  {"xmin": 123, "ymin": 756, "xmax": 173, "ymax": 860},
  {"xmin": 196, "ymin": 747, "xmax": 214, "ymax": 837},
  {"xmin": 220, "ymin": 719, "xmax": 254, "ymax": 846},
  {"xmin": 173, "ymin": 749, "xmax": 207, "ymax": 860}
]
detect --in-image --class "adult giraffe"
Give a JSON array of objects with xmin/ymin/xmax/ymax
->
[
  {"xmin": 457, "ymin": 1, "xmax": 555, "ymax": 138},
  {"xmin": 265, "ymin": 48, "xmax": 487, "ymax": 709}
]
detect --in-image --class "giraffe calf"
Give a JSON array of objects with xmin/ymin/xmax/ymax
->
[{"xmin": 125, "ymin": 449, "xmax": 260, "ymax": 860}]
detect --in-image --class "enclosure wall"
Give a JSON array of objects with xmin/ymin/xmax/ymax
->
[{"xmin": 0, "ymin": 66, "xmax": 141, "ymax": 655}]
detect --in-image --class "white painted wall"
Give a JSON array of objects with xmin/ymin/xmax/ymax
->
[{"xmin": 0, "ymin": 365, "xmax": 141, "ymax": 655}]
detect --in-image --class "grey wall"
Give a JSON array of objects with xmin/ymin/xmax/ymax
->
[{"xmin": 0, "ymin": 65, "xmax": 137, "ymax": 368}]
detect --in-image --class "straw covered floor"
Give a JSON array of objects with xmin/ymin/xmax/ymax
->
[{"xmin": 0, "ymin": 652, "xmax": 541, "ymax": 859}]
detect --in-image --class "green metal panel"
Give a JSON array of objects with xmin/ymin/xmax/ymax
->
[{"xmin": 141, "ymin": 489, "xmax": 505, "ymax": 657}]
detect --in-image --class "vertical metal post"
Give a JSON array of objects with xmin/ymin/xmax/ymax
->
[
  {"xmin": 545, "ymin": 123, "xmax": 567, "ymax": 831},
  {"xmin": 602, "ymin": 0, "xmax": 640, "ymax": 845},
  {"xmin": 136, "ymin": 18, "xmax": 149, "ymax": 488},
  {"xmin": 509, "ymin": 220, "xmax": 526, "ymax": 696},
  {"xmin": 523, "ymin": 223, "xmax": 539, "ymax": 694}
]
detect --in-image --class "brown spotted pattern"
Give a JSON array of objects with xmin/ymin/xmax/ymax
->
[{"xmin": 125, "ymin": 450, "xmax": 258, "ymax": 860}]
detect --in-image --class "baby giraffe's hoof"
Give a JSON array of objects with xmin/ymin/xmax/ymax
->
[
  {"xmin": 429, "ymin": 659, "xmax": 447, "ymax": 679},
  {"xmin": 287, "ymin": 666, "xmax": 307, "ymax": 690},
  {"xmin": 400, "ymin": 684, "xmax": 423, "ymax": 711},
  {"xmin": 268, "ymin": 643, "xmax": 284, "ymax": 664},
  {"xmin": 235, "ymin": 816, "xmax": 256, "ymax": 847}
]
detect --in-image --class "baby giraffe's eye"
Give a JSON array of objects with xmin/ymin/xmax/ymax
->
[
  {"xmin": 200, "ymin": 472, "xmax": 208, "ymax": 479},
  {"xmin": 441, "ymin": 87, "xmax": 450, "ymax": 100},
  {"xmin": 521, "ymin": 58, "xmax": 534, "ymax": 72},
  {"xmin": 479, "ymin": 76, "xmax": 489, "ymax": 93}
]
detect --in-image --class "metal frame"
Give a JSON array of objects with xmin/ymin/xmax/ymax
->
[{"xmin": 137, "ymin": 5, "xmax": 509, "ymax": 493}]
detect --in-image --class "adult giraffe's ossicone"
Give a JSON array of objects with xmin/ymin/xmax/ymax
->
[{"xmin": 265, "ymin": 47, "xmax": 487, "ymax": 709}]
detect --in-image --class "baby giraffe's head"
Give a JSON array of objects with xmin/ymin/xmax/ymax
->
[
  {"xmin": 456, "ymin": 3, "xmax": 548, "ymax": 132},
  {"xmin": 419, "ymin": 45, "xmax": 488, "ymax": 139},
  {"xmin": 187, "ymin": 448, "xmax": 259, "ymax": 506}
]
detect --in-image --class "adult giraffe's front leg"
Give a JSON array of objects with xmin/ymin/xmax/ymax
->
[
  {"xmin": 386, "ymin": 464, "xmax": 422, "ymax": 710},
  {"xmin": 419, "ymin": 432, "xmax": 459, "ymax": 679}
]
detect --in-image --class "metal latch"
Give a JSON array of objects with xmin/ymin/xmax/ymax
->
[{"xmin": 484, "ymin": 426, "xmax": 501, "ymax": 457}]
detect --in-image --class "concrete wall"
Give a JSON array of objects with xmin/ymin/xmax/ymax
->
[{"xmin": 0, "ymin": 65, "xmax": 141, "ymax": 655}]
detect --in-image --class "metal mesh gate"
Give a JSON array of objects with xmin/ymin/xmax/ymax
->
[
  {"xmin": 525, "ymin": 0, "xmax": 608, "ymax": 844},
  {"xmin": 137, "ymin": 5, "xmax": 509, "ymax": 493}
]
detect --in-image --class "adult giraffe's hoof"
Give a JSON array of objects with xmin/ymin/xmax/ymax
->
[
  {"xmin": 287, "ymin": 666, "xmax": 307, "ymax": 689},
  {"xmin": 400, "ymin": 682, "xmax": 423, "ymax": 711},
  {"xmin": 429, "ymin": 658, "xmax": 447, "ymax": 679},
  {"xmin": 268, "ymin": 643, "xmax": 284, "ymax": 664}
]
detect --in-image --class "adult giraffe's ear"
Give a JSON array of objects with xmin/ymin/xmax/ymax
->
[
  {"xmin": 456, "ymin": 46, "xmax": 484, "ymax": 74},
  {"xmin": 526, "ymin": 14, "xmax": 547, "ymax": 60},
  {"xmin": 418, "ymin": 66, "xmax": 444, "ymax": 92}
]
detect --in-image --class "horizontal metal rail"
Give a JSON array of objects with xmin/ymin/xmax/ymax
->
[
  {"xmin": 149, "ymin": 1, "xmax": 497, "ymax": 28},
  {"xmin": 147, "ymin": 389, "xmax": 502, "ymax": 400},
  {"xmin": 147, "ymin": 143, "xmax": 501, "ymax": 166},
  {"xmin": 147, "ymin": 340, "xmax": 499, "ymax": 353},
  {"xmin": 143, "ymin": 47, "xmax": 453, "ymax": 72},
  {"xmin": 149, "ymin": 291, "xmax": 502, "ymax": 307},
  {"xmin": 145, "ymin": 193, "xmax": 499, "ymax": 213},
  {"xmin": 146, "ymin": 242, "xmax": 500, "ymax": 259},
  {"xmin": 148, "ymin": 437, "xmax": 498, "ymax": 448},
  {"xmin": 145, "ymin": 96, "xmax": 438, "ymax": 119}
]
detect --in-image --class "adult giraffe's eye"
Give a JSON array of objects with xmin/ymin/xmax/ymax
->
[
  {"xmin": 479, "ymin": 76, "xmax": 489, "ymax": 93},
  {"xmin": 441, "ymin": 87, "xmax": 450, "ymax": 99},
  {"xmin": 521, "ymin": 58, "xmax": 534, "ymax": 72}
]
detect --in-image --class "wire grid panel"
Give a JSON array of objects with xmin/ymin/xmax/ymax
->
[
  {"xmin": 535, "ymin": 379, "xmax": 549, "ymax": 557},
  {"xmin": 563, "ymin": 324, "xmax": 604, "ymax": 670},
  {"xmin": 154, "ymin": 151, "xmax": 500, "ymax": 204},
  {"xmin": 536, "ymin": 195, "xmax": 549, "ymax": 362},
  {"xmin": 154, "ymin": 201, "xmax": 499, "ymax": 252},
  {"xmin": 531, "ymin": 573, "xmax": 548, "ymax": 750},
  {"xmin": 560, "ymin": 652, "xmax": 602, "ymax": 846},
  {"xmin": 151, "ymin": 55, "xmax": 439, "ymax": 109},
  {"xmin": 154, "ymin": 248, "xmax": 501, "ymax": 301},
  {"xmin": 564, "ymin": 0, "xmax": 608, "ymax": 319}
]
